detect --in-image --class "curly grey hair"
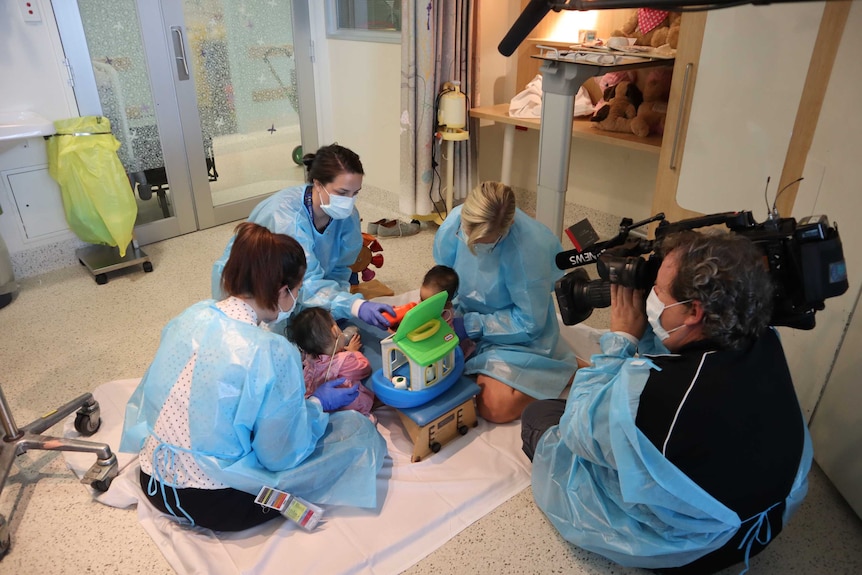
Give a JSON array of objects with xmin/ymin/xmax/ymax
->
[{"xmin": 657, "ymin": 230, "xmax": 774, "ymax": 350}]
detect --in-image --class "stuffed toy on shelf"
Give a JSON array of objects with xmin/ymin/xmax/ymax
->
[
  {"xmin": 630, "ymin": 68, "xmax": 673, "ymax": 138},
  {"xmin": 612, "ymin": 9, "xmax": 682, "ymax": 50},
  {"xmin": 590, "ymin": 80, "xmax": 643, "ymax": 133}
]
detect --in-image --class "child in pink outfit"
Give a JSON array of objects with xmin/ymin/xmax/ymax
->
[{"xmin": 288, "ymin": 307, "xmax": 374, "ymax": 418}]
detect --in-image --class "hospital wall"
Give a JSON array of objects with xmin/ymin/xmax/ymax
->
[
  {"xmin": 323, "ymin": 37, "xmax": 401, "ymax": 196},
  {"xmin": 310, "ymin": 0, "xmax": 401, "ymax": 196}
]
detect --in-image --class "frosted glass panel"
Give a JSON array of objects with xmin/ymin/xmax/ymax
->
[
  {"xmin": 78, "ymin": 0, "xmax": 174, "ymax": 224},
  {"xmin": 182, "ymin": 0, "xmax": 306, "ymax": 207}
]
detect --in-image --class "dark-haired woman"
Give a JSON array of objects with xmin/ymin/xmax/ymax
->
[
  {"xmin": 124, "ymin": 222, "xmax": 386, "ymax": 532},
  {"xmin": 211, "ymin": 143, "xmax": 394, "ymax": 331}
]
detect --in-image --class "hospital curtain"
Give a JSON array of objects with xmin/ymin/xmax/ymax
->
[{"xmin": 399, "ymin": 0, "xmax": 479, "ymax": 221}]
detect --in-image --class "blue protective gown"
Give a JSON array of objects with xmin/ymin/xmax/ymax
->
[
  {"xmin": 531, "ymin": 331, "xmax": 812, "ymax": 569},
  {"xmin": 211, "ymin": 185, "xmax": 363, "ymax": 322},
  {"xmin": 433, "ymin": 206, "xmax": 578, "ymax": 399},
  {"xmin": 120, "ymin": 301, "xmax": 386, "ymax": 508}
]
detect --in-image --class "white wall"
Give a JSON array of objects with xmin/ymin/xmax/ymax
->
[
  {"xmin": 476, "ymin": 2, "xmax": 520, "ymax": 108},
  {"xmin": 779, "ymin": 0, "xmax": 862, "ymax": 418},
  {"xmin": 324, "ymin": 39, "xmax": 401, "ymax": 195},
  {"xmin": 475, "ymin": 126, "xmax": 657, "ymax": 222},
  {"xmin": 308, "ymin": 1, "xmax": 400, "ymax": 195}
]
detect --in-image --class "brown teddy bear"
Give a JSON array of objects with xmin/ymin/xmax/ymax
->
[
  {"xmin": 612, "ymin": 9, "xmax": 682, "ymax": 49},
  {"xmin": 591, "ymin": 81, "xmax": 643, "ymax": 133},
  {"xmin": 630, "ymin": 68, "xmax": 673, "ymax": 138},
  {"xmin": 666, "ymin": 12, "xmax": 682, "ymax": 50}
]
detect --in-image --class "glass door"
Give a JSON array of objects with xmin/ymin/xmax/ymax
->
[{"xmin": 53, "ymin": 0, "xmax": 317, "ymax": 244}]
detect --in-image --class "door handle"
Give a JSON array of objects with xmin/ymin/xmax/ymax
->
[
  {"xmin": 171, "ymin": 26, "xmax": 190, "ymax": 81},
  {"xmin": 669, "ymin": 63, "xmax": 693, "ymax": 171}
]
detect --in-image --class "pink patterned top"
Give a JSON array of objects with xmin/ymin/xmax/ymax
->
[{"xmin": 303, "ymin": 351, "xmax": 374, "ymax": 416}]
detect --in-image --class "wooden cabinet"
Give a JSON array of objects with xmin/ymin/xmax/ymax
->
[{"xmin": 649, "ymin": 11, "xmax": 706, "ymax": 224}]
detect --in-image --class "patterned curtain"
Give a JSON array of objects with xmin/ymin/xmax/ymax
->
[{"xmin": 400, "ymin": 0, "xmax": 479, "ymax": 221}]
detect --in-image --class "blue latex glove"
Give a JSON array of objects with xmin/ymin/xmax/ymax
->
[
  {"xmin": 358, "ymin": 301, "xmax": 395, "ymax": 329},
  {"xmin": 452, "ymin": 316, "xmax": 469, "ymax": 341},
  {"xmin": 311, "ymin": 378, "xmax": 359, "ymax": 411}
]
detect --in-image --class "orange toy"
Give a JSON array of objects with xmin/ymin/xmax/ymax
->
[{"xmin": 382, "ymin": 302, "xmax": 418, "ymax": 328}]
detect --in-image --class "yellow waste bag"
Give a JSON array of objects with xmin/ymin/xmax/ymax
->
[{"xmin": 47, "ymin": 116, "xmax": 137, "ymax": 257}]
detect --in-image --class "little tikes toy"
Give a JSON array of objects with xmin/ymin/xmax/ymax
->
[{"xmin": 370, "ymin": 291, "xmax": 464, "ymax": 409}]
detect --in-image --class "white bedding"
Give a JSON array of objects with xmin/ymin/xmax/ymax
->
[
  {"xmin": 62, "ymin": 378, "xmax": 532, "ymax": 575},
  {"xmin": 61, "ymin": 294, "xmax": 604, "ymax": 575}
]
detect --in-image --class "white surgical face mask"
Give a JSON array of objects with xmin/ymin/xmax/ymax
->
[
  {"xmin": 459, "ymin": 226, "xmax": 502, "ymax": 256},
  {"xmin": 646, "ymin": 287, "xmax": 691, "ymax": 341},
  {"xmin": 319, "ymin": 185, "xmax": 355, "ymax": 220},
  {"xmin": 276, "ymin": 288, "xmax": 298, "ymax": 324}
]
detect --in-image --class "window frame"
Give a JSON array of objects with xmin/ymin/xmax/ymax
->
[{"xmin": 324, "ymin": 0, "xmax": 401, "ymax": 44}]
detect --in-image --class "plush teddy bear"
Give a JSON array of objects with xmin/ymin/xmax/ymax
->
[
  {"xmin": 666, "ymin": 12, "xmax": 682, "ymax": 50},
  {"xmin": 612, "ymin": 9, "xmax": 682, "ymax": 49},
  {"xmin": 590, "ymin": 81, "xmax": 643, "ymax": 133},
  {"xmin": 630, "ymin": 68, "xmax": 673, "ymax": 138}
]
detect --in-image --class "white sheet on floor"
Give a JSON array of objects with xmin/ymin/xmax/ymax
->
[{"xmin": 62, "ymin": 378, "xmax": 532, "ymax": 575}]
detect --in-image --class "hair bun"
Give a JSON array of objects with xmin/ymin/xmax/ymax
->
[{"xmin": 302, "ymin": 153, "xmax": 316, "ymax": 169}]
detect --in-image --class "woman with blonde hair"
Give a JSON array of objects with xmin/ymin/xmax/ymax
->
[{"xmin": 433, "ymin": 181, "xmax": 577, "ymax": 423}]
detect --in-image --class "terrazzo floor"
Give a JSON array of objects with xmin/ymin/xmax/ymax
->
[{"xmin": 0, "ymin": 186, "xmax": 860, "ymax": 574}]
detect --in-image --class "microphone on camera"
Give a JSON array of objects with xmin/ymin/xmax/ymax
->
[{"xmin": 556, "ymin": 244, "xmax": 607, "ymax": 270}]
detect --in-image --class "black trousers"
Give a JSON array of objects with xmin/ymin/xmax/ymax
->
[
  {"xmin": 520, "ymin": 399, "xmax": 567, "ymax": 461},
  {"xmin": 520, "ymin": 400, "xmax": 784, "ymax": 575},
  {"xmin": 140, "ymin": 470, "xmax": 281, "ymax": 532},
  {"xmin": 655, "ymin": 504, "xmax": 785, "ymax": 575}
]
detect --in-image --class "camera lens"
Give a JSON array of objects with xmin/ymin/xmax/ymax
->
[
  {"xmin": 597, "ymin": 254, "xmax": 657, "ymax": 289},
  {"xmin": 555, "ymin": 268, "xmax": 611, "ymax": 326},
  {"xmin": 577, "ymin": 279, "xmax": 611, "ymax": 309}
]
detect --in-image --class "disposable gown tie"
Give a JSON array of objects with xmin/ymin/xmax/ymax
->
[
  {"xmin": 120, "ymin": 301, "xmax": 386, "ymax": 510},
  {"xmin": 47, "ymin": 116, "xmax": 137, "ymax": 257},
  {"xmin": 532, "ymin": 331, "xmax": 813, "ymax": 570}
]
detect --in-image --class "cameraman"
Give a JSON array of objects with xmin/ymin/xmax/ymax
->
[{"xmin": 521, "ymin": 230, "xmax": 812, "ymax": 574}]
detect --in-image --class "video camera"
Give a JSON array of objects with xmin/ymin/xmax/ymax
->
[{"xmin": 554, "ymin": 210, "xmax": 848, "ymax": 329}]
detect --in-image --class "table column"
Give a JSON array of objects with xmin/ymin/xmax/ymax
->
[{"xmin": 536, "ymin": 60, "xmax": 595, "ymax": 236}]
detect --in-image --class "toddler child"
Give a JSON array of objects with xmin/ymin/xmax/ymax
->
[
  {"xmin": 420, "ymin": 265, "xmax": 476, "ymax": 359},
  {"xmin": 289, "ymin": 307, "xmax": 375, "ymax": 418}
]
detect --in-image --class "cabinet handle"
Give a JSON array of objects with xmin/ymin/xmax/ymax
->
[
  {"xmin": 171, "ymin": 26, "xmax": 190, "ymax": 81},
  {"xmin": 669, "ymin": 63, "xmax": 693, "ymax": 170}
]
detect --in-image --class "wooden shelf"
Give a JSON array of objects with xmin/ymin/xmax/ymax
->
[{"xmin": 470, "ymin": 103, "xmax": 662, "ymax": 154}]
